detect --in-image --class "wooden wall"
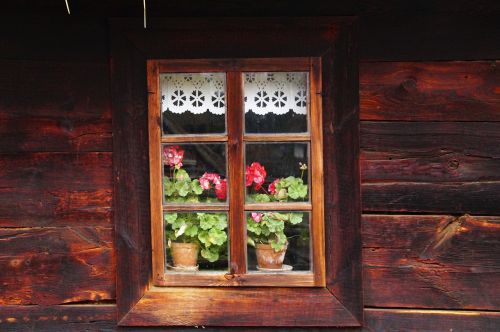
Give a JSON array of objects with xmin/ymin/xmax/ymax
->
[{"xmin": 0, "ymin": 12, "xmax": 499, "ymax": 331}]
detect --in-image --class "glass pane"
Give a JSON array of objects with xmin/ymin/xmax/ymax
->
[
  {"xmin": 163, "ymin": 144, "xmax": 227, "ymax": 204},
  {"xmin": 244, "ymin": 72, "xmax": 308, "ymax": 133},
  {"xmin": 247, "ymin": 211, "xmax": 310, "ymax": 272},
  {"xmin": 165, "ymin": 212, "xmax": 228, "ymax": 272},
  {"xmin": 245, "ymin": 143, "xmax": 309, "ymax": 203},
  {"xmin": 161, "ymin": 73, "xmax": 226, "ymax": 134}
]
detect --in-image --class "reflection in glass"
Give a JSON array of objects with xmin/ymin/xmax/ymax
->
[
  {"xmin": 245, "ymin": 143, "xmax": 309, "ymax": 203},
  {"xmin": 161, "ymin": 73, "xmax": 226, "ymax": 134},
  {"xmin": 244, "ymin": 72, "xmax": 308, "ymax": 133},
  {"xmin": 163, "ymin": 144, "xmax": 227, "ymax": 203},
  {"xmin": 165, "ymin": 212, "xmax": 228, "ymax": 272},
  {"xmin": 247, "ymin": 211, "xmax": 310, "ymax": 272}
]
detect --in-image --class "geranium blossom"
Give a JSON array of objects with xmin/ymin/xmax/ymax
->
[
  {"xmin": 199, "ymin": 172, "xmax": 220, "ymax": 190},
  {"xmin": 163, "ymin": 145, "xmax": 184, "ymax": 168},
  {"xmin": 251, "ymin": 212, "xmax": 264, "ymax": 223},
  {"xmin": 214, "ymin": 179, "xmax": 227, "ymax": 200},
  {"xmin": 245, "ymin": 162, "xmax": 267, "ymax": 190},
  {"xmin": 268, "ymin": 178, "xmax": 280, "ymax": 194}
]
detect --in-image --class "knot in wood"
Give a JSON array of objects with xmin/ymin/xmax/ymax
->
[
  {"xmin": 448, "ymin": 159, "xmax": 460, "ymax": 170},
  {"xmin": 401, "ymin": 77, "xmax": 417, "ymax": 92}
]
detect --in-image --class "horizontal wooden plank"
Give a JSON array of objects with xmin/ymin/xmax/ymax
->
[
  {"xmin": 0, "ymin": 227, "xmax": 115, "ymax": 305},
  {"xmin": 360, "ymin": 61, "xmax": 500, "ymax": 121},
  {"xmin": 360, "ymin": 121, "xmax": 500, "ymax": 213},
  {"xmin": 362, "ymin": 214, "xmax": 500, "ymax": 310},
  {"xmin": 0, "ymin": 59, "xmax": 111, "ymax": 152},
  {"xmin": 365, "ymin": 308, "xmax": 500, "ymax": 332},
  {"xmin": 0, "ymin": 304, "xmax": 116, "ymax": 332},
  {"xmin": 0, "ymin": 152, "xmax": 112, "ymax": 227},
  {"xmin": 121, "ymin": 287, "xmax": 358, "ymax": 326}
]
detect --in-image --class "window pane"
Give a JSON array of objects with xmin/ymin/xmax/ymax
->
[
  {"xmin": 245, "ymin": 143, "xmax": 309, "ymax": 203},
  {"xmin": 163, "ymin": 144, "xmax": 227, "ymax": 203},
  {"xmin": 244, "ymin": 72, "xmax": 308, "ymax": 133},
  {"xmin": 246, "ymin": 211, "xmax": 310, "ymax": 272},
  {"xmin": 161, "ymin": 73, "xmax": 226, "ymax": 134},
  {"xmin": 165, "ymin": 212, "xmax": 228, "ymax": 272}
]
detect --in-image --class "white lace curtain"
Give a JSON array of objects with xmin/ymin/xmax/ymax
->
[{"xmin": 161, "ymin": 72, "xmax": 308, "ymax": 115}]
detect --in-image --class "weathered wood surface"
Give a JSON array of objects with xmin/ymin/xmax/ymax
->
[
  {"xmin": 0, "ymin": 152, "xmax": 112, "ymax": 227},
  {"xmin": 360, "ymin": 121, "xmax": 500, "ymax": 214},
  {"xmin": 364, "ymin": 308, "xmax": 500, "ymax": 332},
  {"xmin": 0, "ymin": 227, "xmax": 115, "ymax": 305},
  {"xmin": 0, "ymin": 60, "xmax": 111, "ymax": 153},
  {"xmin": 0, "ymin": 305, "xmax": 116, "ymax": 332},
  {"xmin": 121, "ymin": 287, "xmax": 356, "ymax": 327},
  {"xmin": 363, "ymin": 214, "xmax": 500, "ymax": 310},
  {"xmin": 360, "ymin": 61, "xmax": 500, "ymax": 121}
]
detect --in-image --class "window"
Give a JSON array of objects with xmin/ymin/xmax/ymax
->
[
  {"xmin": 111, "ymin": 17, "xmax": 361, "ymax": 327},
  {"xmin": 148, "ymin": 59, "xmax": 325, "ymax": 286}
]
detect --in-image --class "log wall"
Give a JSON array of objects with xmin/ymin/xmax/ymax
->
[{"xmin": 0, "ymin": 12, "xmax": 499, "ymax": 331}]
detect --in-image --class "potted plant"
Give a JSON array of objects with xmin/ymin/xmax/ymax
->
[
  {"xmin": 163, "ymin": 145, "xmax": 228, "ymax": 269},
  {"xmin": 246, "ymin": 162, "xmax": 309, "ymax": 270}
]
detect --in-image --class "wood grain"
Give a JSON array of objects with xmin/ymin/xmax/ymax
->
[
  {"xmin": 365, "ymin": 308, "xmax": 500, "ymax": 332},
  {"xmin": 0, "ymin": 304, "xmax": 116, "ymax": 332},
  {"xmin": 322, "ymin": 22, "xmax": 363, "ymax": 322},
  {"xmin": 0, "ymin": 60, "xmax": 111, "ymax": 153},
  {"xmin": 0, "ymin": 152, "xmax": 112, "ymax": 227},
  {"xmin": 120, "ymin": 287, "xmax": 357, "ymax": 326},
  {"xmin": 363, "ymin": 214, "xmax": 500, "ymax": 310},
  {"xmin": 0, "ymin": 227, "xmax": 115, "ymax": 305},
  {"xmin": 360, "ymin": 61, "xmax": 500, "ymax": 121}
]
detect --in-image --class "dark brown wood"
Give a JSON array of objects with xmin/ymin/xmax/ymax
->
[
  {"xmin": 0, "ymin": 60, "xmax": 111, "ymax": 153},
  {"xmin": 0, "ymin": 152, "xmax": 112, "ymax": 227},
  {"xmin": 158, "ymin": 58, "xmax": 311, "ymax": 72},
  {"xmin": 364, "ymin": 308, "xmax": 500, "ymax": 332},
  {"xmin": 227, "ymin": 71, "xmax": 246, "ymax": 275},
  {"xmin": 322, "ymin": 21, "xmax": 363, "ymax": 323},
  {"xmin": 0, "ymin": 227, "xmax": 114, "ymax": 305},
  {"xmin": 0, "ymin": 304, "xmax": 116, "ymax": 331},
  {"xmin": 120, "ymin": 287, "xmax": 357, "ymax": 326},
  {"xmin": 363, "ymin": 214, "xmax": 500, "ymax": 310},
  {"xmin": 360, "ymin": 121, "xmax": 500, "ymax": 214},
  {"xmin": 111, "ymin": 28, "xmax": 151, "ymax": 320},
  {"xmin": 360, "ymin": 61, "xmax": 500, "ymax": 121}
]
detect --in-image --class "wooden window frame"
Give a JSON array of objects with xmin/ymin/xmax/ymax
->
[
  {"xmin": 149, "ymin": 58, "xmax": 325, "ymax": 287},
  {"xmin": 111, "ymin": 17, "xmax": 362, "ymax": 327}
]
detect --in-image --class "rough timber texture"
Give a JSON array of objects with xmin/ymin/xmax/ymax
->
[{"xmin": 0, "ymin": 227, "xmax": 115, "ymax": 305}]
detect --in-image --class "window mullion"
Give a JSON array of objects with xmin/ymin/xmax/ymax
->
[{"xmin": 227, "ymin": 71, "xmax": 246, "ymax": 274}]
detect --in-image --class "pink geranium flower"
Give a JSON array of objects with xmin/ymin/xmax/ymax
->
[
  {"xmin": 251, "ymin": 212, "xmax": 264, "ymax": 223},
  {"xmin": 245, "ymin": 162, "xmax": 267, "ymax": 190},
  {"xmin": 163, "ymin": 145, "xmax": 184, "ymax": 168},
  {"xmin": 199, "ymin": 172, "xmax": 221, "ymax": 190}
]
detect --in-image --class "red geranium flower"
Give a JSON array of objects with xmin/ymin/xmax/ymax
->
[
  {"xmin": 268, "ymin": 178, "xmax": 280, "ymax": 194},
  {"xmin": 245, "ymin": 162, "xmax": 267, "ymax": 190},
  {"xmin": 163, "ymin": 145, "xmax": 184, "ymax": 168},
  {"xmin": 199, "ymin": 172, "xmax": 221, "ymax": 190},
  {"xmin": 214, "ymin": 179, "xmax": 227, "ymax": 200}
]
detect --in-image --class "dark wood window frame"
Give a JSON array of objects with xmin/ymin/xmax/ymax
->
[{"xmin": 111, "ymin": 17, "xmax": 362, "ymax": 327}]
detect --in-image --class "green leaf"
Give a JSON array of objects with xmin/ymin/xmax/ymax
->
[
  {"xmin": 164, "ymin": 213, "xmax": 178, "ymax": 225},
  {"xmin": 288, "ymin": 182, "xmax": 308, "ymax": 199},
  {"xmin": 175, "ymin": 169, "xmax": 191, "ymax": 181},
  {"xmin": 289, "ymin": 213, "xmax": 303, "ymax": 225},
  {"xmin": 254, "ymin": 194, "xmax": 271, "ymax": 203},
  {"xmin": 191, "ymin": 179, "xmax": 203, "ymax": 195},
  {"xmin": 270, "ymin": 233, "xmax": 287, "ymax": 252},
  {"xmin": 175, "ymin": 180, "xmax": 191, "ymax": 197},
  {"xmin": 247, "ymin": 237, "xmax": 256, "ymax": 247},
  {"xmin": 197, "ymin": 230, "xmax": 210, "ymax": 246},
  {"xmin": 164, "ymin": 177, "xmax": 175, "ymax": 196},
  {"xmin": 208, "ymin": 228, "xmax": 227, "ymax": 246},
  {"xmin": 175, "ymin": 223, "xmax": 187, "ymax": 238},
  {"xmin": 184, "ymin": 224, "xmax": 198, "ymax": 237},
  {"xmin": 246, "ymin": 218, "xmax": 262, "ymax": 235},
  {"xmin": 201, "ymin": 247, "xmax": 219, "ymax": 262}
]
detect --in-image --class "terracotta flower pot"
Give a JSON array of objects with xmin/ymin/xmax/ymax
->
[
  {"xmin": 255, "ymin": 243, "xmax": 287, "ymax": 269},
  {"xmin": 170, "ymin": 242, "xmax": 199, "ymax": 268}
]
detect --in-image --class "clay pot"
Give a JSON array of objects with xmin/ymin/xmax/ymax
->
[
  {"xmin": 170, "ymin": 242, "xmax": 199, "ymax": 268},
  {"xmin": 255, "ymin": 243, "xmax": 287, "ymax": 269}
]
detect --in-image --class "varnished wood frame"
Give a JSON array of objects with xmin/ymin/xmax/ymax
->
[
  {"xmin": 111, "ymin": 17, "xmax": 361, "ymax": 327},
  {"xmin": 148, "ymin": 58, "xmax": 325, "ymax": 287}
]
